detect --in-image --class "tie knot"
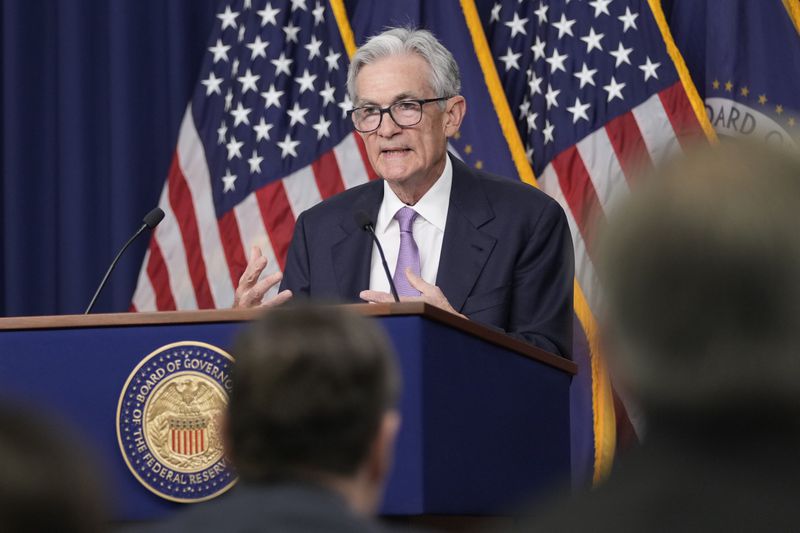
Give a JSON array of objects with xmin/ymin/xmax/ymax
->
[{"xmin": 394, "ymin": 206, "xmax": 418, "ymax": 233}]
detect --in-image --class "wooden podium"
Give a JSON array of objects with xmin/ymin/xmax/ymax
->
[{"xmin": 0, "ymin": 303, "xmax": 576, "ymax": 520}]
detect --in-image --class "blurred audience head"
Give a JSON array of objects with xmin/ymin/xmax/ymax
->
[
  {"xmin": 600, "ymin": 140, "xmax": 800, "ymax": 416},
  {"xmin": 0, "ymin": 403, "xmax": 107, "ymax": 533},
  {"xmin": 227, "ymin": 304, "xmax": 401, "ymax": 515}
]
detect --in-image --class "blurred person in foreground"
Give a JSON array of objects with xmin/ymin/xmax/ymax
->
[
  {"xmin": 0, "ymin": 404, "xmax": 107, "ymax": 533},
  {"xmin": 145, "ymin": 305, "xmax": 401, "ymax": 532},
  {"xmin": 504, "ymin": 140, "xmax": 800, "ymax": 532}
]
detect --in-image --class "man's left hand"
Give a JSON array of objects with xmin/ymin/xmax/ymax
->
[{"xmin": 360, "ymin": 268, "xmax": 467, "ymax": 319}]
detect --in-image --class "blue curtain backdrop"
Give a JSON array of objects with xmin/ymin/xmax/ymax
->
[{"xmin": 1, "ymin": 0, "xmax": 217, "ymax": 316}]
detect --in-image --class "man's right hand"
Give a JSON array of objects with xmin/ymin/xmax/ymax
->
[{"xmin": 232, "ymin": 246, "xmax": 293, "ymax": 308}]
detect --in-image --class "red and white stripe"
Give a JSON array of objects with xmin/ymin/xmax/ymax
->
[
  {"xmin": 541, "ymin": 81, "xmax": 704, "ymax": 316},
  {"xmin": 172, "ymin": 428, "xmax": 206, "ymax": 456},
  {"xmin": 133, "ymin": 104, "xmax": 376, "ymax": 312}
]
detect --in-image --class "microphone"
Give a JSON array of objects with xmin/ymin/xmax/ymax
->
[
  {"xmin": 355, "ymin": 211, "xmax": 400, "ymax": 303},
  {"xmin": 85, "ymin": 207, "xmax": 165, "ymax": 314}
]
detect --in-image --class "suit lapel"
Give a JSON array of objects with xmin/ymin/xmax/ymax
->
[
  {"xmin": 331, "ymin": 181, "xmax": 384, "ymax": 300},
  {"xmin": 437, "ymin": 158, "xmax": 497, "ymax": 312}
]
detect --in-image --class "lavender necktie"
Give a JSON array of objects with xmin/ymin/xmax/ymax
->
[{"xmin": 393, "ymin": 206, "xmax": 421, "ymax": 296}]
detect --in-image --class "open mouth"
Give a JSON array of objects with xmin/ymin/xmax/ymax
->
[{"xmin": 381, "ymin": 148, "xmax": 412, "ymax": 156}]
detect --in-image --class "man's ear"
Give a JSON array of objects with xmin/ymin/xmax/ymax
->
[
  {"xmin": 444, "ymin": 96, "xmax": 467, "ymax": 137},
  {"xmin": 366, "ymin": 410, "xmax": 401, "ymax": 485}
]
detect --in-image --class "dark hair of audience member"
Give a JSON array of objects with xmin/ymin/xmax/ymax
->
[
  {"xmin": 227, "ymin": 304, "xmax": 400, "ymax": 482},
  {"xmin": 0, "ymin": 403, "xmax": 107, "ymax": 533},
  {"xmin": 599, "ymin": 139, "xmax": 800, "ymax": 416}
]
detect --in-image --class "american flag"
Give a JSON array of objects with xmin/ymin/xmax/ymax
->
[
  {"xmin": 486, "ymin": 0, "xmax": 708, "ymax": 317},
  {"xmin": 132, "ymin": 0, "xmax": 373, "ymax": 311},
  {"xmin": 485, "ymin": 0, "xmax": 712, "ymax": 474}
]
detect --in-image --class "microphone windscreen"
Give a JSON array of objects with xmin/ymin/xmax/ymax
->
[
  {"xmin": 354, "ymin": 210, "xmax": 373, "ymax": 230},
  {"xmin": 142, "ymin": 207, "xmax": 165, "ymax": 229}
]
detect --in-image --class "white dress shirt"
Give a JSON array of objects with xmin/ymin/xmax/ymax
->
[{"xmin": 368, "ymin": 155, "xmax": 453, "ymax": 293}]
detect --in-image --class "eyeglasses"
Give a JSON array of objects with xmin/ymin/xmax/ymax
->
[{"xmin": 350, "ymin": 97, "xmax": 450, "ymax": 133}]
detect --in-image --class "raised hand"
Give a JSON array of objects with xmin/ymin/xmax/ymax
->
[{"xmin": 233, "ymin": 246, "xmax": 293, "ymax": 308}]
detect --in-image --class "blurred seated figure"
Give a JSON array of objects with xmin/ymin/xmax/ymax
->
[
  {"xmin": 0, "ymin": 404, "xmax": 107, "ymax": 533},
  {"xmin": 505, "ymin": 141, "xmax": 800, "ymax": 532},
  {"xmin": 145, "ymin": 304, "xmax": 401, "ymax": 532}
]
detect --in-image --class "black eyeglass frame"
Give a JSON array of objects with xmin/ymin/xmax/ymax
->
[{"xmin": 349, "ymin": 97, "xmax": 451, "ymax": 133}]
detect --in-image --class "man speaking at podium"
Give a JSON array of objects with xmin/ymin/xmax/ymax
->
[{"xmin": 234, "ymin": 28, "xmax": 574, "ymax": 358}]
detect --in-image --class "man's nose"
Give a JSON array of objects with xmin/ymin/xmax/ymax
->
[{"xmin": 377, "ymin": 110, "xmax": 402, "ymax": 137}]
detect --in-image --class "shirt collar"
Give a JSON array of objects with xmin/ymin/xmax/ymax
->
[{"xmin": 375, "ymin": 154, "xmax": 453, "ymax": 234}]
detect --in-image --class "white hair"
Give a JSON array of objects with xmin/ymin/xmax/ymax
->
[{"xmin": 346, "ymin": 27, "xmax": 461, "ymax": 104}]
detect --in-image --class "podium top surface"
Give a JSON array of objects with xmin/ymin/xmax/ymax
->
[{"xmin": 0, "ymin": 302, "xmax": 576, "ymax": 374}]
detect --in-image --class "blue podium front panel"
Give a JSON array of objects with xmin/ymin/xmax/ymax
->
[
  {"xmin": 0, "ymin": 322, "xmax": 244, "ymax": 520},
  {"xmin": 0, "ymin": 312, "xmax": 570, "ymax": 519},
  {"xmin": 378, "ymin": 316, "xmax": 571, "ymax": 515},
  {"xmin": 419, "ymin": 319, "xmax": 570, "ymax": 514}
]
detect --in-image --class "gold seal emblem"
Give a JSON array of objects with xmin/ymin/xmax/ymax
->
[
  {"xmin": 117, "ymin": 341, "xmax": 237, "ymax": 502},
  {"xmin": 145, "ymin": 375, "xmax": 226, "ymax": 471}
]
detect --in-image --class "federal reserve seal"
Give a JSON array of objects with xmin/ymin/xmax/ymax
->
[{"xmin": 116, "ymin": 341, "xmax": 237, "ymax": 503}]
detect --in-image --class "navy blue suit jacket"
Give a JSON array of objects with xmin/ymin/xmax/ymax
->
[{"xmin": 280, "ymin": 156, "xmax": 574, "ymax": 358}]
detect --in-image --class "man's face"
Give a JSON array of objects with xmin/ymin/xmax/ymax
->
[{"xmin": 354, "ymin": 54, "xmax": 459, "ymax": 194}]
